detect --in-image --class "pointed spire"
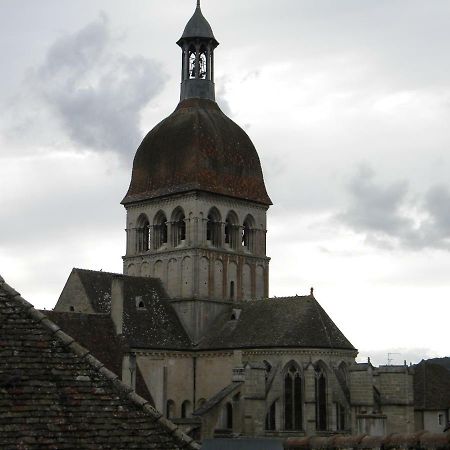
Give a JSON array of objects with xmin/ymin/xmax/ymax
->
[{"xmin": 197, "ymin": 0, "xmax": 201, "ymax": 9}]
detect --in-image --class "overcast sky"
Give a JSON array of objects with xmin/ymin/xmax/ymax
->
[{"xmin": 1, "ymin": 0, "xmax": 449, "ymax": 366}]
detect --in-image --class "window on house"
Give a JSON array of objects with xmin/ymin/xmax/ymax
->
[{"xmin": 284, "ymin": 363, "xmax": 303, "ymax": 430}]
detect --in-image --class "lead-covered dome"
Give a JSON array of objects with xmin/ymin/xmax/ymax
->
[{"xmin": 122, "ymin": 98, "xmax": 271, "ymax": 206}]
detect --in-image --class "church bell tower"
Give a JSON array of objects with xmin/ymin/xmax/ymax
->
[{"xmin": 121, "ymin": 1, "xmax": 272, "ymax": 341}]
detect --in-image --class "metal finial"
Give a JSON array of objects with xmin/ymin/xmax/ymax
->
[{"xmin": 197, "ymin": 0, "xmax": 201, "ymax": 8}]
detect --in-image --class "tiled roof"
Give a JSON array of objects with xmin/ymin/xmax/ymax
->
[
  {"xmin": 43, "ymin": 311, "xmax": 153, "ymax": 403},
  {"xmin": 198, "ymin": 296, "xmax": 355, "ymax": 351},
  {"xmin": 122, "ymin": 98, "xmax": 272, "ymax": 206},
  {"xmin": 414, "ymin": 360, "xmax": 450, "ymax": 410},
  {"xmin": 72, "ymin": 269, "xmax": 192, "ymax": 350},
  {"xmin": 0, "ymin": 275, "xmax": 199, "ymax": 449}
]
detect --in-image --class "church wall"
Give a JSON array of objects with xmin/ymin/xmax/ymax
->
[
  {"xmin": 136, "ymin": 353, "xmax": 194, "ymax": 418},
  {"xmin": 123, "ymin": 192, "xmax": 270, "ymax": 304}
]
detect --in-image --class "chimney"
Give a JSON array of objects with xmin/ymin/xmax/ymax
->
[{"xmin": 111, "ymin": 276, "xmax": 124, "ymax": 335}]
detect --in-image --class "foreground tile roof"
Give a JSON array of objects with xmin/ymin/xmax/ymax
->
[{"xmin": 0, "ymin": 275, "xmax": 199, "ymax": 450}]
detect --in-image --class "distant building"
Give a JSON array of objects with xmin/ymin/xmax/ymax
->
[
  {"xmin": 414, "ymin": 360, "xmax": 450, "ymax": 432},
  {"xmin": 43, "ymin": 0, "xmax": 432, "ymax": 441}
]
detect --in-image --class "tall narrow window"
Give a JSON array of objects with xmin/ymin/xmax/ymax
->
[
  {"xmin": 224, "ymin": 211, "xmax": 239, "ymax": 250},
  {"xmin": 189, "ymin": 46, "xmax": 196, "ymax": 79},
  {"xmin": 265, "ymin": 401, "xmax": 276, "ymax": 431},
  {"xmin": 171, "ymin": 207, "xmax": 186, "ymax": 247},
  {"xmin": 226, "ymin": 402, "xmax": 233, "ymax": 429},
  {"xmin": 137, "ymin": 214, "xmax": 150, "ymax": 252},
  {"xmin": 199, "ymin": 47, "xmax": 207, "ymax": 79},
  {"xmin": 166, "ymin": 400, "xmax": 175, "ymax": 419},
  {"xmin": 230, "ymin": 281, "xmax": 235, "ymax": 300},
  {"xmin": 315, "ymin": 366, "xmax": 327, "ymax": 431},
  {"xmin": 284, "ymin": 364, "xmax": 303, "ymax": 430},
  {"xmin": 181, "ymin": 400, "xmax": 192, "ymax": 418},
  {"xmin": 206, "ymin": 207, "xmax": 221, "ymax": 247},
  {"xmin": 153, "ymin": 211, "xmax": 168, "ymax": 249},
  {"xmin": 242, "ymin": 214, "xmax": 255, "ymax": 252}
]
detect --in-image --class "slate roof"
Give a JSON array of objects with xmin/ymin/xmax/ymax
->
[
  {"xmin": 414, "ymin": 360, "xmax": 450, "ymax": 410},
  {"xmin": 0, "ymin": 275, "xmax": 199, "ymax": 449},
  {"xmin": 43, "ymin": 311, "xmax": 154, "ymax": 403},
  {"xmin": 198, "ymin": 296, "xmax": 355, "ymax": 351},
  {"xmin": 71, "ymin": 269, "xmax": 192, "ymax": 350},
  {"xmin": 177, "ymin": 2, "xmax": 218, "ymax": 46}
]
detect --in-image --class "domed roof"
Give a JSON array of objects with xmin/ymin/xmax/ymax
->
[{"xmin": 122, "ymin": 98, "xmax": 272, "ymax": 206}]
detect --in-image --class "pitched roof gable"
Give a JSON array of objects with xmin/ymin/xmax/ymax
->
[{"xmin": 0, "ymin": 275, "xmax": 199, "ymax": 449}]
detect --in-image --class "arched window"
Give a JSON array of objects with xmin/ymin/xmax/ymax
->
[
  {"xmin": 225, "ymin": 211, "xmax": 239, "ymax": 250},
  {"xmin": 188, "ymin": 45, "xmax": 196, "ymax": 79},
  {"xmin": 181, "ymin": 400, "xmax": 192, "ymax": 418},
  {"xmin": 265, "ymin": 401, "xmax": 276, "ymax": 431},
  {"xmin": 199, "ymin": 46, "xmax": 207, "ymax": 79},
  {"xmin": 230, "ymin": 281, "xmax": 235, "ymax": 300},
  {"xmin": 171, "ymin": 207, "xmax": 186, "ymax": 247},
  {"xmin": 153, "ymin": 211, "xmax": 168, "ymax": 249},
  {"xmin": 315, "ymin": 364, "xmax": 327, "ymax": 431},
  {"xmin": 242, "ymin": 215, "xmax": 255, "ymax": 252},
  {"xmin": 284, "ymin": 363, "xmax": 303, "ymax": 431},
  {"xmin": 206, "ymin": 207, "xmax": 221, "ymax": 247},
  {"xmin": 166, "ymin": 399, "xmax": 175, "ymax": 419},
  {"xmin": 137, "ymin": 214, "xmax": 150, "ymax": 252},
  {"xmin": 336, "ymin": 403, "xmax": 346, "ymax": 431}
]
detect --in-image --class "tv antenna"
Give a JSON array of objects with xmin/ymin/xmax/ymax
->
[{"xmin": 387, "ymin": 352, "xmax": 400, "ymax": 365}]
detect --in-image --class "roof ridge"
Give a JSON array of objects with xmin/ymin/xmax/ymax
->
[{"xmin": 0, "ymin": 275, "xmax": 200, "ymax": 450}]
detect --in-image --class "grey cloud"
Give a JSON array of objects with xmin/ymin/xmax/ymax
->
[
  {"xmin": 11, "ymin": 14, "xmax": 166, "ymax": 158},
  {"xmin": 339, "ymin": 165, "xmax": 450, "ymax": 251}
]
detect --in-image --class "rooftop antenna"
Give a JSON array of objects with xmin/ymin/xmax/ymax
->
[{"xmin": 387, "ymin": 352, "xmax": 400, "ymax": 365}]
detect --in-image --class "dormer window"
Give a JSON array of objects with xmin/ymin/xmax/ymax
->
[{"xmin": 136, "ymin": 296, "xmax": 146, "ymax": 310}]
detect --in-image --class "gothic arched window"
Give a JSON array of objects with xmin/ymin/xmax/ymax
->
[
  {"xmin": 153, "ymin": 211, "xmax": 168, "ymax": 249},
  {"xmin": 206, "ymin": 207, "xmax": 221, "ymax": 247},
  {"xmin": 171, "ymin": 207, "xmax": 186, "ymax": 247},
  {"xmin": 225, "ymin": 402, "xmax": 233, "ymax": 429},
  {"xmin": 315, "ymin": 364, "xmax": 327, "ymax": 431},
  {"xmin": 284, "ymin": 363, "xmax": 303, "ymax": 431}
]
